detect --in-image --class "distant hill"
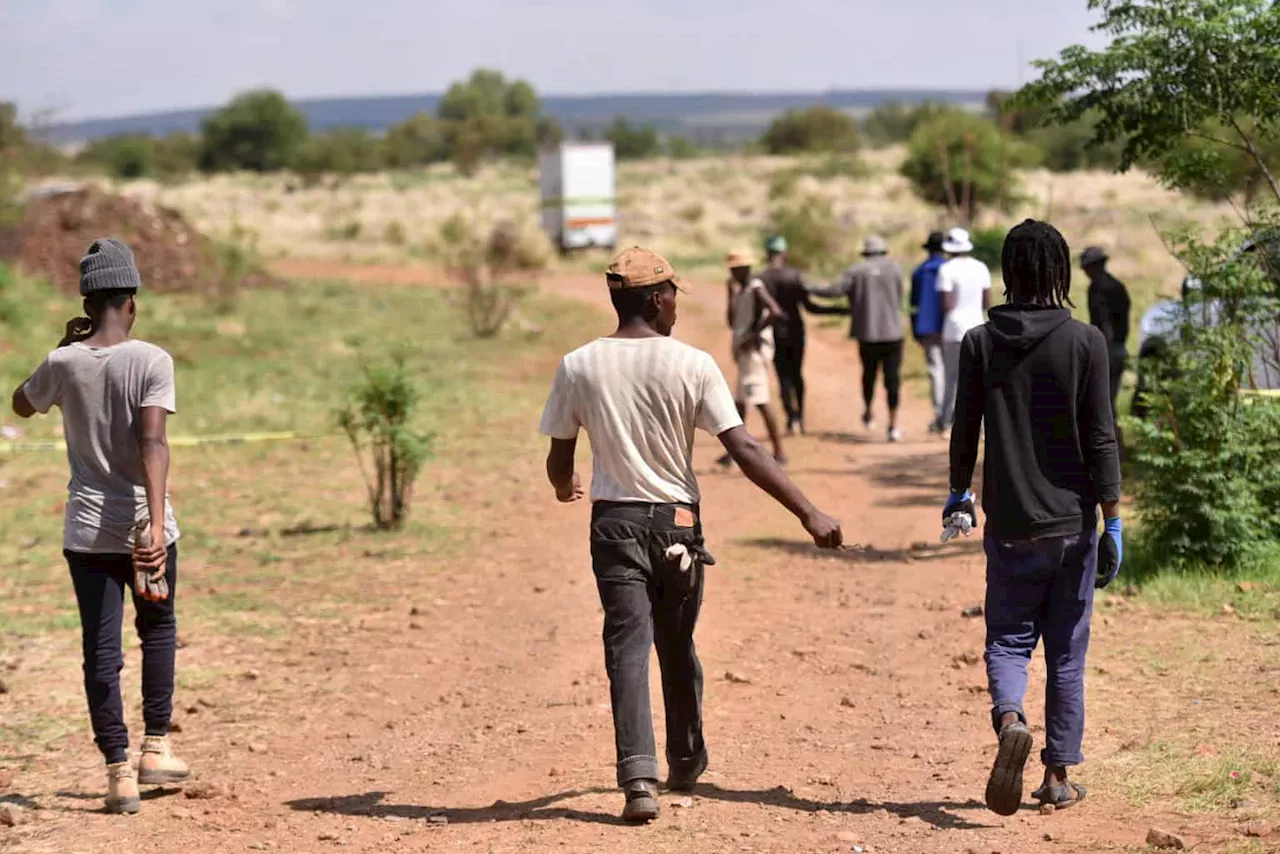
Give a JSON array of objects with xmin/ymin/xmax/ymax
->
[{"xmin": 46, "ymin": 89, "xmax": 986, "ymax": 145}]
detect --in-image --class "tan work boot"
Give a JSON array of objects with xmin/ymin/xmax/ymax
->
[
  {"xmin": 105, "ymin": 762, "xmax": 141, "ymax": 814},
  {"xmin": 138, "ymin": 735, "xmax": 190, "ymax": 785}
]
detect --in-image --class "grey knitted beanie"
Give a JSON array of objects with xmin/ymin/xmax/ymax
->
[{"xmin": 79, "ymin": 238, "xmax": 142, "ymax": 296}]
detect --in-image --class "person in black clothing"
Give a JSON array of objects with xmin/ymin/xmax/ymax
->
[
  {"xmin": 1081, "ymin": 246, "xmax": 1131, "ymax": 421},
  {"xmin": 945, "ymin": 220, "xmax": 1123, "ymax": 816},
  {"xmin": 756, "ymin": 236, "xmax": 827, "ymax": 435}
]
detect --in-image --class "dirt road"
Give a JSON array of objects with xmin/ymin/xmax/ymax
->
[{"xmin": 2, "ymin": 261, "xmax": 1275, "ymax": 854}]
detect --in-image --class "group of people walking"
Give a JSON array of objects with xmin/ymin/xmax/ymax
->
[
  {"xmin": 540, "ymin": 220, "xmax": 1124, "ymax": 822},
  {"xmin": 10, "ymin": 226, "xmax": 1128, "ymax": 827},
  {"xmin": 721, "ymin": 227, "xmax": 1132, "ymax": 453},
  {"xmin": 719, "ymin": 227, "xmax": 995, "ymax": 448}
]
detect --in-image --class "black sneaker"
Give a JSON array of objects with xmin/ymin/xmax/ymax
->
[
  {"xmin": 665, "ymin": 754, "xmax": 708, "ymax": 793},
  {"xmin": 622, "ymin": 779, "xmax": 659, "ymax": 823}
]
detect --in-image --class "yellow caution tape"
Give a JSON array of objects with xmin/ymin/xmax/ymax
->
[{"xmin": 0, "ymin": 431, "xmax": 326, "ymax": 454}]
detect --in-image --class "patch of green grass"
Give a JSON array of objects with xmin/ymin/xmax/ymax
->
[
  {"xmin": 1094, "ymin": 741, "xmax": 1280, "ymax": 813},
  {"xmin": 0, "ymin": 264, "xmax": 598, "ymax": 639},
  {"xmin": 1116, "ymin": 538, "xmax": 1280, "ymax": 620}
]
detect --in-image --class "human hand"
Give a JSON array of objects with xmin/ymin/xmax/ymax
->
[
  {"xmin": 803, "ymin": 508, "xmax": 843, "ymax": 550},
  {"xmin": 59, "ymin": 317, "xmax": 93, "ymax": 347},
  {"xmin": 132, "ymin": 522, "xmax": 169, "ymax": 601},
  {"xmin": 556, "ymin": 472, "xmax": 584, "ymax": 503},
  {"xmin": 1096, "ymin": 517, "xmax": 1123, "ymax": 589}
]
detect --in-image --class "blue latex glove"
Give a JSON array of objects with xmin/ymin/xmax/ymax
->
[
  {"xmin": 942, "ymin": 490, "xmax": 976, "ymax": 529},
  {"xmin": 1096, "ymin": 516, "xmax": 1123, "ymax": 589}
]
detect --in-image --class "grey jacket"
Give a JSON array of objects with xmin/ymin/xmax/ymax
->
[{"xmin": 814, "ymin": 256, "xmax": 905, "ymax": 343}]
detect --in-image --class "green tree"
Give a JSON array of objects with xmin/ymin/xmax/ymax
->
[
  {"xmin": 861, "ymin": 101, "xmax": 951, "ymax": 148},
  {"xmin": 199, "ymin": 89, "xmax": 308, "ymax": 173},
  {"xmin": 1021, "ymin": 0, "xmax": 1280, "ymax": 573},
  {"xmin": 292, "ymin": 127, "xmax": 385, "ymax": 178},
  {"xmin": 761, "ymin": 106, "xmax": 861, "ymax": 155},
  {"xmin": 384, "ymin": 114, "xmax": 450, "ymax": 168},
  {"xmin": 900, "ymin": 112, "xmax": 1022, "ymax": 222},
  {"xmin": 78, "ymin": 134, "xmax": 154, "ymax": 179},
  {"xmin": 435, "ymin": 69, "xmax": 561, "ymax": 166},
  {"xmin": 1018, "ymin": 0, "xmax": 1280, "ymax": 204},
  {"xmin": 604, "ymin": 117, "xmax": 660, "ymax": 160}
]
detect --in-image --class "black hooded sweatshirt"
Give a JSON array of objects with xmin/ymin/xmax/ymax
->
[{"xmin": 950, "ymin": 303, "xmax": 1121, "ymax": 540}]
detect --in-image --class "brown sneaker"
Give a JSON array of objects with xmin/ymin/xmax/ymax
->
[
  {"xmin": 138, "ymin": 735, "xmax": 190, "ymax": 785},
  {"xmin": 105, "ymin": 762, "xmax": 141, "ymax": 814}
]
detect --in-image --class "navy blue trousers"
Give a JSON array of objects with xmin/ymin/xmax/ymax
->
[
  {"xmin": 984, "ymin": 531, "xmax": 1096, "ymax": 767},
  {"xmin": 67, "ymin": 546, "xmax": 179, "ymax": 766}
]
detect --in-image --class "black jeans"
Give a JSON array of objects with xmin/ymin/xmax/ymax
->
[
  {"xmin": 773, "ymin": 336, "xmax": 806, "ymax": 427},
  {"xmin": 66, "ymin": 545, "xmax": 178, "ymax": 766},
  {"xmin": 590, "ymin": 502, "xmax": 708, "ymax": 786},
  {"xmin": 858, "ymin": 339, "xmax": 904, "ymax": 411}
]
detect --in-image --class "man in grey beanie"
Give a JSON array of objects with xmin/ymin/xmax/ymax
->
[{"xmin": 11, "ymin": 238, "xmax": 189, "ymax": 814}]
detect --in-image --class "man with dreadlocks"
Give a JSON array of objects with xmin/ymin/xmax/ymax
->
[{"xmin": 945, "ymin": 220, "xmax": 1122, "ymax": 815}]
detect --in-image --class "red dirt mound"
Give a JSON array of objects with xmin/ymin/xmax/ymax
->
[{"xmin": 0, "ymin": 186, "xmax": 272, "ymax": 294}]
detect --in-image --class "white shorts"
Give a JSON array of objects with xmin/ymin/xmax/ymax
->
[{"xmin": 736, "ymin": 346, "xmax": 772, "ymax": 406}]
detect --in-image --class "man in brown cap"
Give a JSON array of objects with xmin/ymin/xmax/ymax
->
[{"xmin": 539, "ymin": 247, "xmax": 843, "ymax": 823}]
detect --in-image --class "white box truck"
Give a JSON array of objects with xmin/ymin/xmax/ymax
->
[{"xmin": 539, "ymin": 142, "xmax": 617, "ymax": 252}]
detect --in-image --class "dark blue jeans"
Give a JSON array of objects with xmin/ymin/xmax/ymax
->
[
  {"xmin": 67, "ymin": 546, "xmax": 179, "ymax": 766},
  {"xmin": 984, "ymin": 531, "xmax": 1096, "ymax": 767},
  {"xmin": 590, "ymin": 502, "xmax": 708, "ymax": 786}
]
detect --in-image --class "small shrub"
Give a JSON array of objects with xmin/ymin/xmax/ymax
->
[
  {"xmin": 762, "ymin": 106, "xmax": 861, "ymax": 155},
  {"xmin": 767, "ymin": 193, "xmax": 844, "ymax": 275},
  {"xmin": 667, "ymin": 136, "xmax": 699, "ymax": 159},
  {"xmin": 604, "ymin": 117, "xmax": 660, "ymax": 160},
  {"xmin": 435, "ymin": 213, "xmax": 549, "ymax": 338},
  {"xmin": 1127, "ymin": 225, "xmax": 1280, "ymax": 571},
  {"xmin": 336, "ymin": 355, "xmax": 434, "ymax": 531},
  {"xmin": 205, "ymin": 224, "xmax": 261, "ymax": 313},
  {"xmin": 677, "ymin": 202, "xmax": 705, "ymax": 224},
  {"xmin": 384, "ymin": 220, "xmax": 407, "ymax": 245}
]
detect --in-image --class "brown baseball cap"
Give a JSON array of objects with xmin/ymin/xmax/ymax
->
[{"xmin": 605, "ymin": 246, "xmax": 687, "ymax": 292}]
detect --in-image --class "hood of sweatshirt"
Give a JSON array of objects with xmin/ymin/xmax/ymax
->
[{"xmin": 987, "ymin": 303, "xmax": 1073, "ymax": 352}]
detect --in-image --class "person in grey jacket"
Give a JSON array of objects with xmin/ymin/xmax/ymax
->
[{"xmin": 811, "ymin": 235, "xmax": 907, "ymax": 442}]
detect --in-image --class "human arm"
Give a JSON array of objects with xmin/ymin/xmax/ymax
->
[
  {"xmin": 948, "ymin": 331, "xmax": 985, "ymax": 498},
  {"xmin": 937, "ymin": 264, "xmax": 956, "ymax": 316},
  {"xmin": 909, "ymin": 267, "xmax": 923, "ymax": 320},
  {"xmin": 538, "ymin": 359, "xmax": 584, "ymax": 502},
  {"xmin": 755, "ymin": 281, "xmax": 782, "ymax": 330},
  {"xmin": 545, "ymin": 437, "xmax": 584, "ymax": 503},
  {"xmin": 1080, "ymin": 329, "xmax": 1122, "ymax": 505},
  {"xmin": 1088, "ymin": 285, "xmax": 1114, "ymax": 342},
  {"xmin": 717, "ymin": 426, "xmax": 841, "ymax": 548},
  {"xmin": 804, "ymin": 271, "xmax": 853, "ymax": 315},
  {"xmin": 134, "ymin": 406, "xmax": 170, "ymax": 574}
]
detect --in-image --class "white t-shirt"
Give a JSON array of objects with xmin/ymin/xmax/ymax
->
[
  {"xmin": 22, "ymin": 339, "xmax": 181, "ymax": 554},
  {"xmin": 538, "ymin": 336, "xmax": 743, "ymax": 504},
  {"xmin": 936, "ymin": 256, "xmax": 992, "ymax": 343}
]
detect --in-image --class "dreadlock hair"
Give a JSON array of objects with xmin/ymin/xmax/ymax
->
[{"xmin": 1001, "ymin": 219, "xmax": 1074, "ymax": 308}]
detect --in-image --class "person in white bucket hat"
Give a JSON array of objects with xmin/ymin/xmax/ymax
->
[{"xmin": 936, "ymin": 228, "xmax": 991, "ymax": 431}]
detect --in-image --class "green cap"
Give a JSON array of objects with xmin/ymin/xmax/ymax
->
[{"xmin": 764, "ymin": 235, "xmax": 788, "ymax": 254}]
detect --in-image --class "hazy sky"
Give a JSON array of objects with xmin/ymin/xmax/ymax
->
[{"xmin": 3, "ymin": 0, "xmax": 1108, "ymax": 120}]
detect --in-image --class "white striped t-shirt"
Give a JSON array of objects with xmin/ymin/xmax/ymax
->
[{"xmin": 539, "ymin": 336, "xmax": 743, "ymax": 504}]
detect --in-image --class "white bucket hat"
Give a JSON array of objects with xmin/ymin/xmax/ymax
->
[{"xmin": 942, "ymin": 227, "xmax": 974, "ymax": 254}]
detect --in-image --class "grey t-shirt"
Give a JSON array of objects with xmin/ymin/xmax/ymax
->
[{"xmin": 22, "ymin": 340, "xmax": 181, "ymax": 554}]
